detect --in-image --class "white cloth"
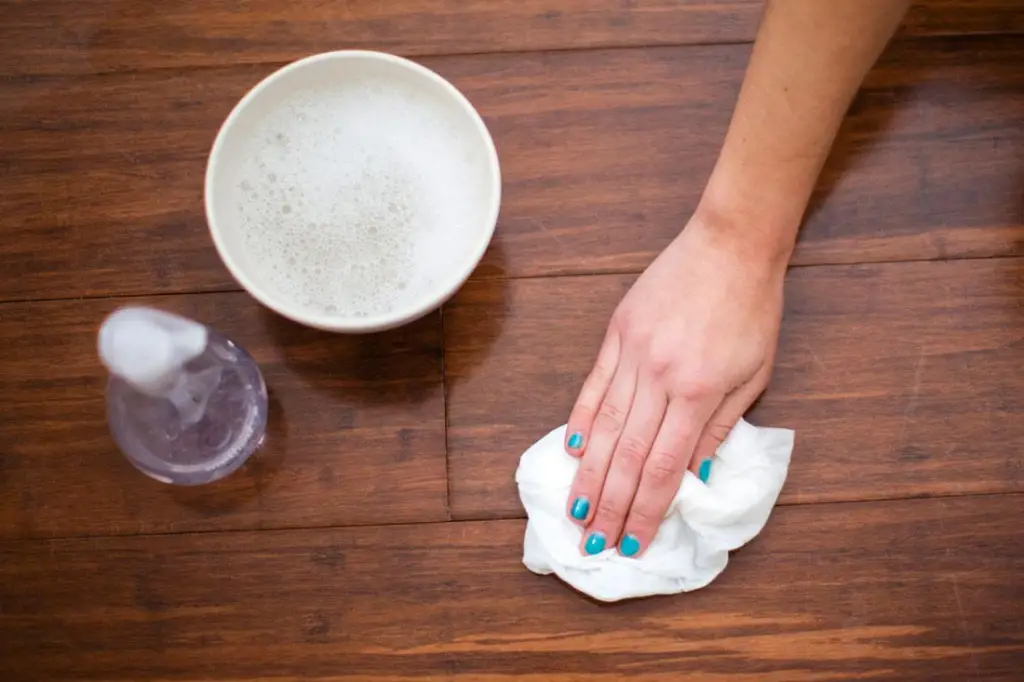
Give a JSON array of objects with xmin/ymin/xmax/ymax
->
[{"xmin": 515, "ymin": 419, "xmax": 794, "ymax": 602}]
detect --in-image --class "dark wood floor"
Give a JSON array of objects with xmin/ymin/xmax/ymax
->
[{"xmin": 1, "ymin": 1, "xmax": 1022, "ymax": 680}]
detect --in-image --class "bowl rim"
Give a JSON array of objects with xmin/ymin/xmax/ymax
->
[{"xmin": 204, "ymin": 49, "xmax": 502, "ymax": 333}]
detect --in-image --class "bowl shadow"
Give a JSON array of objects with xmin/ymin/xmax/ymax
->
[{"xmin": 438, "ymin": 237, "xmax": 511, "ymax": 392}]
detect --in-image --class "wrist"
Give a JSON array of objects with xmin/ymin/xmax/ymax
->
[{"xmin": 692, "ymin": 176, "xmax": 802, "ymax": 273}]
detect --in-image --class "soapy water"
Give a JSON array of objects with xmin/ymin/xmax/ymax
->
[{"xmin": 233, "ymin": 79, "xmax": 486, "ymax": 319}]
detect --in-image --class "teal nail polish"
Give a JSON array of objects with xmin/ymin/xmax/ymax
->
[
  {"xmin": 698, "ymin": 458, "xmax": 713, "ymax": 483},
  {"xmin": 584, "ymin": 532, "xmax": 606, "ymax": 555},
  {"xmin": 619, "ymin": 534, "xmax": 641, "ymax": 558},
  {"xmin": 567, "ymin": 432, "xmax": 583, "ymax": 449},
  {"xmin": 570, "ymin": 497, "xmax": 590, "ymax": 521}
]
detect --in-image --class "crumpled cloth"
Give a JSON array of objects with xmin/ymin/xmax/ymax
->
[{"xmin": 515, "ymin": 419, "xmax": 795, "ymax": 602}]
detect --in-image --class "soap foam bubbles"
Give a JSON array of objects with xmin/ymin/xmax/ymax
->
[{"xmin": 232, "ymin": 79, "xmax": 484, "ymax": 319}]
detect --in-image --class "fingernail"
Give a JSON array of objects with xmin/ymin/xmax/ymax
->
[
  {"xmin": 698, "ymin": 458, "xmax": 713, "ymax": 484},
  {"xmin": 584, "ymin": 532, "xmax": 606, "ymax": 555},
  {"xmin": 619, "ymin": 534, "xmax": 641, "ymax": 558},
  {"xmin": 570, "ymin": 497, "xmax": 590, "ymax": 521},
  {"xmin": 567, "ymin": 432, "xmax": 584, "ymax": 450}
]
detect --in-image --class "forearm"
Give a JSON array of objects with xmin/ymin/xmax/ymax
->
[{"xmin": 698, "ymin": 0, "xmax": 911, "ymax": 264}]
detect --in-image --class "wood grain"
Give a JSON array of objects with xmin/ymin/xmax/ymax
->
[
  {"xmin": 2, "ymin": 37, "xmax": 1021, "ymax": 302},
  {"xmin": 1, "ymin": 494, "xmax": 1020, "ymax": 681},
  {"xmin": 0, "ymin": 292, "xmax": 447, "ymax": 539},
  {"xmin": 1, "ymin": 3, "xmax": 1020, "ymax": 677},
  {"xmin": 904, "ymin": 0, "xmax": 1024, "ymax": 38},
  {"xmin": 0, "ymin": 63, "xmax": 264, "ymax": 302},
  {"xmin": 473, "ymin": 35, "xmax": 1024, "ymax": 278},
  {"xmin": 0, "ymin": 0, "xmax": 759, "ymax": 77},
  {"xmin": 2, "ymin": 0, "xmax": 1022, "ymax": 77},
  {"xmin": 444, "ymin": 258, "xmax": 1024, "ymax": 520}
]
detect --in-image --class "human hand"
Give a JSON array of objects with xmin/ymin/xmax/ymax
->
[{"xmin": 564, "ymin": 214, "xmax": 788, "ymax": 558}]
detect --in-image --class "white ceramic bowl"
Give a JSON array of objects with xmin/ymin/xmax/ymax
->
[{"xmin": 205, "ymin": 51, "xmax": 501, "ymax": 332}]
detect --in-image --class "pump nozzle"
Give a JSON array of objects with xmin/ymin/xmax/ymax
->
[{"xmin": 98, "ymin": 307, "xmax": 209, "ymax": 396}]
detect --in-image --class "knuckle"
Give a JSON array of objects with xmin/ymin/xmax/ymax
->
[
  {"xmin": 594, "ymin": 405, "xmax": 625, "ymax": 434},
  {"xmin": 588, "ymin": 362, "xmax": 614, "ymax": 387},
  {"xmin": 645, "ymin": 452, "xmax": 682, "ymax": 487},
  {"xmin": 676, "ymin": 379, "xmax": 716, "ymax": 403},
  {"xmin": 707, "ymin": 422, "xmax": 731, "ymax": 444},
  {"xmin": 646, "ymin": 355, "xmax": 672, "ymax": 380},
  {"xmin": 596, "ymin": 497, "xmax": 626, "ymax": 525},
  {"xmin": 577, "ymin": 460, "xmax": 603, "ymax": 484},
  {"xmin": 610, "ymin": 306, "xmax": 631, "ymax": 330},
  {"xmin": 645, "ymin": 344, "xmax": 676, "ymax": 379},
  {"xmin": 628, "ymin": 503, "xmax": 662, "ymax": 530},
  {"xmin": 615, "ymin": 436, "xmax": 649, "ymax": 470},
  {"xmin": 613, "ymin": 314, "xmax": 651, "ymax": 348},
  {"xmin": 571, "ymin": 401, "xmax": 597, "ymax": 423}
]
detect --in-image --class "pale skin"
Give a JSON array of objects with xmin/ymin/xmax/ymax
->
[{"xmin": 565, "ymin": 0, "xmax": 914, "ymax": 557}]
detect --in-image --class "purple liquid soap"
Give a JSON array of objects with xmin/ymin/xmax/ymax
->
[{"xmin": 98, "ymin": 307, "xmax": 268, "ymax": 485}]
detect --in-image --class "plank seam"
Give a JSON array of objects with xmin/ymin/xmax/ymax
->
[
  {"xmin": 440, "ymin": 303, "xmax": 453, "ymax": 522},
  {"xmin": 3, "ymin": 490, "xmax": 1020, "ymax": 545},
  {"xmin": 5, "ymin": 30, "xmax": 1022, "ymax": 80},
  {"xmin": 2, "ymin": 254, "xmax": 1021, "ymax": 307}
]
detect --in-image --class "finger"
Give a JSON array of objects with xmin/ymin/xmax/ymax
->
[
  {"xmin": 565, "ymin": 361, "xmax": 637, "ymax": 528},
  {"xmin": 583, "ymin": 375, "xmax": 667, "ymax": 554},
  {"xmin": 565, "ymin": 328, "xmax": 622, "ymax": 457},
  {"xmin": 619, "ymin": 395, "xmax": 719, "ymax": 557},
  {"xmin": 688, "ymin": 369, "xmax": 771, "ymax": 480}
]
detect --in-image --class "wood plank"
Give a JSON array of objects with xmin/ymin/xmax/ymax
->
[
  {"xmin": 444, "ymin": 258, "xmax": 1024, "ymax": 520},
  {"xmin": 0, "ymin": 292, "xmax": 447, "ymax": 539},
  {"xmin": 475, "ymin": 35, "xmax": 1024, "ymax": 278},
  {"xmin": 0, "ymin": 62, "xmax": 274, "ymax": 302},
  {"xmin": 2, "ymin": 0, "xmax": 1022, "ymax": 77},
  {"xmin": 904, "ymin": 0, "xmax": 1024, "ymax": 38},
  {"xmin": 1, "ymin": 495, "xmax": 1020, "ymax": 681},
  {"xmin": 0, "ymin": 1, "xmax": 762, "ymax": 77},
  {"xmin": 2, "ymin": 37, "xmax": 1021, "ymax": 302}
]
